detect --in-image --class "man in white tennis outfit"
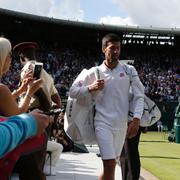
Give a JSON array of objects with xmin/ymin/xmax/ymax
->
[{"xmin": 69, "ymin": 33, "xmax": 144, "ymax": 180}]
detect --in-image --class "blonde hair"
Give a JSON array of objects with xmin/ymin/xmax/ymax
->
[{"xmin": 0, "ymin": 37, "xmax": 12, "ymax": 76}]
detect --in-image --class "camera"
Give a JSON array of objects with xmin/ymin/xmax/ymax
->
[
  {"xmin": 33, "ymin": 62, "xmax": 43, "ymax": 79},
  {"xmin": 44, "ymin": 108, "xmax": 64, "ymax": 115}
]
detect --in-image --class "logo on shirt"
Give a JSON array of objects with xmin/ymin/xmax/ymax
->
[
  {"xmin": 119, "ymin": 72, "xmax": 125, "ymax": 77},
  {"xmin": 78, "ymin": 81, "xmax": 83, "ymax": 87}
]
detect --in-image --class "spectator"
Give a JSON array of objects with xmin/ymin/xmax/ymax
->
[
  {"xmin": 13, "ymin": 41, "xmax": 62, "ymax": 180},
  {"xmin": 0, "ymin": 109, "xmax": 50, "ymax": 179},
  {"xmin": 0, "ymin": 37, "xmax": 42, "ymax": 116},
  {"xmin": 0, "ymin": 110, "xmax": 50, "ymax": 158}
]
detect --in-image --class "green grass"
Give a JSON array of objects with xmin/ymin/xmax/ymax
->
[{"xmin": 140, "ymin": 132, "xmax": 180, "ymax": 180}]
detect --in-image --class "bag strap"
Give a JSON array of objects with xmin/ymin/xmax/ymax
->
[
  {"xmin": 94, "ymin": 67, "xmax": 101, "ymax": 80},
  {"xmin": 122, "ymin": 63, "xmax": 133, "ymax": 83}
]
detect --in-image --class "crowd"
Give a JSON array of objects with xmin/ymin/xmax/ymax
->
[
  {"xmin": 2, "ymin": 44, "xmax": 179, "ymax": 103},
  {"xmin": 133, "ymin": 55, "xmax": 179, "ymax": 101}
]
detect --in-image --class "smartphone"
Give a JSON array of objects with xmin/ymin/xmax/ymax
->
[
  {"xmin": 33, "ymin": 62, "xmax": 43, "ymax": 79},
  {"xmin": 44, "ymin": 108, "xmax": 64, "ymax": 115}
]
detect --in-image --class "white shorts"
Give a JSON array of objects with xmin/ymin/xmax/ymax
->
[{"xmin": 95, "ymin": 124, "xmax": 127, "ymax": 160}]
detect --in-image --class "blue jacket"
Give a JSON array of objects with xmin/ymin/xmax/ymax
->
[{"xmin": 0, "ymin": 113, "xmax": 37, "ymax": 158}]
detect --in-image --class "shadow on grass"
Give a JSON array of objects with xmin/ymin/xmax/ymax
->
[
  {"xmin": 141, "ymin": 140, "xmax": 168, "ymax": 143},
  {"xmin": 140, "ymin": 156, "xmax": 180, "ymax": 160}
]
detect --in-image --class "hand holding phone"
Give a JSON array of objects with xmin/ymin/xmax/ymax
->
[{"xmin": 33, "ymin": 62, "xmax": 43, "ymax": 79}]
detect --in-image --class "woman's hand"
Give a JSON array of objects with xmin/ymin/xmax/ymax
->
[
  {"xmin": 19, "ymin": 77, "xmax": 32, "ymax": 92},
  {"xmin": 19, "ymin": 70, "xmax": 33, "ymax": 93},
  {"xmin": 27, "ymin": 78, "xmax": 42, "ymax": 96}
]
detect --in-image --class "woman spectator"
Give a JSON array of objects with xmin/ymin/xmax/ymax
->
[
  {"xmin": 0, "ymin": 37, "xmax": 45, "ymax": 180},
  {"xmin": 0, "ymin": 37, "xmax": 42, "ymax": 116}
]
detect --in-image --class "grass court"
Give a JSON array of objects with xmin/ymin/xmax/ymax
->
[{"xmin": 140, "ymin": 131, "xmax": 180, "ymax": 180}]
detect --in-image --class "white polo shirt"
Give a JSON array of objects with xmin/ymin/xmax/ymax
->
[{"xmin": 70, "ymin": 61, "xmax": 144, "ymax": 130}]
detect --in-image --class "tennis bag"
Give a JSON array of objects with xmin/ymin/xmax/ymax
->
[
  {"xmin": 0, "ymin": 117, "xmax": 47, "ymax": 180},
  {"xmin": 123, "ymin": 63, "xmax": 161, "ymax": 127},
  {"xmin": 64, "ymin": 69, "xmax": 97, "ymax": 145},
  {"xmin": 128, "ymin": 93, "xmax": 161, "ymax": 127}
]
